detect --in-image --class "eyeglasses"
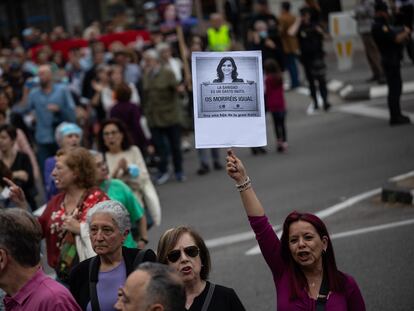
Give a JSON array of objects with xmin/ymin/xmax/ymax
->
[
  {"xmin": 103, "ymin": 130, "xmax": 120, "ymax": 137},
  {"xmin": 167, "ymin": 246, "xmax": 199, "ymax": 263}
]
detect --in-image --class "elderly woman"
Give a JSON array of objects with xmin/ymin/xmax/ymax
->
[
  {"xmin": 157, "ymin": 226, "xmax": 246, "ymax": 311},
  {"xmin": 69, "ymin": 200, "xmax": 156, "ymax": 311},
  {"xmin": 213, "ymin": 57, "xmax": 244, "ymax": 83},
  {"xmin": 226, "ymin": 149, "xmax": 366, "ymax": 310},
  {"xmin": 44, "ymin": 122, "xmax": 82, "ymax": 200},
  {"xmin": 3, "ymin": 147, "xmax": 109, "ymax": 285}
]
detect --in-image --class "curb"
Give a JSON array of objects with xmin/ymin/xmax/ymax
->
[
  {"xmin": 382, "ymin": 182, "xmax": 414, "ymax": 205},
  {"xmin": 332, "ymin": 80, "xmax": 414, "ymax": 100},
  {"xmin": 381, "ymin": 171, "xmax": 414, "ymax": 205}
]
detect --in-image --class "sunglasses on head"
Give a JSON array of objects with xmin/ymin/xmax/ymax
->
[{"xmin": 167, "ymin": 246, "xmax": 200, "ymax": 263}]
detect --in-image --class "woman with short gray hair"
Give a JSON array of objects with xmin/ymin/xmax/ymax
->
[{"xmin": 69, "ymin": 200, "xmax": 156, "ymax": 311}]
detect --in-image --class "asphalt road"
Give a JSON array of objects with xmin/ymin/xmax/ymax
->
[{"xmin": 146, "ymin": 89, "xmax": 414, "ymax": 311}]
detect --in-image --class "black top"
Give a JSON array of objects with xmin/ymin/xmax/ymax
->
[
  {"xmin": 10, "ymin": 151, "xmax": 36, "ymax": 210},
  {"xmin": 372, "ymin": 16, "xmax": 403, "ymax": 65},
  {"xmin": 69, "ymin": 247, "xmax": 156, "ymax": 310},
  {"xmin": 213, "ymin": 78, "xmax": 244, "ymax": 83},
  {"xmin": 297, "ymin": 22, "xmax": 325, "ymax": 62},
  {"xmin": 187, "ymin": 281, "xmax": 246, "ymax": 311}
]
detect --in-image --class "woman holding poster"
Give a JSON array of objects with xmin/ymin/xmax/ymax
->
[
  {"xmin": 226, "ymin": 149, "xmax": 366, "ymax": 311},
  {"xmin": 213, "ymin": 57, "xmax": 244, "ymax": 83}
]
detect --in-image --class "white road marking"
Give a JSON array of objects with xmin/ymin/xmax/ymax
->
[
  {"xmin": 207, "ymin": 170, "xmax": 414, "ymax": 255},
  {"xmin": 337, "ymin": 101, "xmax": 414, "ymax": 121}
]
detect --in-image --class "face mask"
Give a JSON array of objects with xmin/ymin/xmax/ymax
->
[{"xmin": 259, "ymin": 31, "xmax": 268, "ymax": 39}]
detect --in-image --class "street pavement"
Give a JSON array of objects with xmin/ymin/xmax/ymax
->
[{"xmin": 145, "ymin": 45, "xmax": 414, "ymax": 311}]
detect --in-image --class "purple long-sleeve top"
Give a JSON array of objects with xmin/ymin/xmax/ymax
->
[{"xmin": 248, "ymin": 215, "xmax": 366, "ymax": 311}]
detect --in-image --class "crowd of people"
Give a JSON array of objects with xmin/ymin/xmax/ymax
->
[{"xmin": 1, "ymin": 0, "xmax": 411, "ymax": 309}]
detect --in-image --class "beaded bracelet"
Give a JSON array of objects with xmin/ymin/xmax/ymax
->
[{"xmin": 236, "ymin": 176, "xmax": 252, "ymax": 192}]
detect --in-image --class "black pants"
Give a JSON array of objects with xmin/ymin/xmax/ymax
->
[
  {"xmin": 399, "ymin": 5, "xmax": 414, "ymax": 61},
  {"xmin": 151, "ymin": 125, "xmax": 183, "ymax": 174},
  {"xmin": 303, "ymin": 63, "xmax": 328, "ymax": 108},
  {"xmin": 383, "ymin": 61, "xmax": 403, "ymax": 119},
  {"xmin": 271, "ymin": 111, "xmax": 287, "ymax": 142}
]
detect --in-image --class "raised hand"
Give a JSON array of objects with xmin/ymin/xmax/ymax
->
[
  {"xmin": 226, "ymin": 149, "xmax": 248, "ymax": 184},
  {"xmin": 2, "ymin": 177, "xmax": 28, "ymax": 209}
]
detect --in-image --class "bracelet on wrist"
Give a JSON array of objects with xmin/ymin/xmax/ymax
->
[{"xmin": 235, "ymin": 176, "xmax": 252, "ymax": 192}]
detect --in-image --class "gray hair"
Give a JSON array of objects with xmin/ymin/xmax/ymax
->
[
  {"xmin": 144, "ymin": 48, "xmax": 159, "ymax": 61},
  {"xmin": 137, "ymin": 262, "xmax": 185, "ymax": 311},
  {"xmin": 156, "ymin": 42, "xmax": 170, "ymax": 53},
  {"xmin": 87, "ymin": 200, "xmax": 131, "ymax": 234}
]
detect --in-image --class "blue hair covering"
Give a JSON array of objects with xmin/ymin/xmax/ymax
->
[{"xmin": 55, "ymin": 122, "xmax": 83, "ymax": 145}]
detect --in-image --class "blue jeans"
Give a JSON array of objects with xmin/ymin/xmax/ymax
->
[
  {"xmin": 151, "ymin": 125, "xmax": 183, "ymax": 174},
  {"xmin": 285, "ymin": 53, "xmax": 300, "ymax": 88}
]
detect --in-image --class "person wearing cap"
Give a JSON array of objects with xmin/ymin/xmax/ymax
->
[
  {"xmin": 371, "ymin": 0, "xmax": 412, "ymax": 126},
  {"xmin": 43, "ymin": 122, "xmax": 82, "ymax": 200}
]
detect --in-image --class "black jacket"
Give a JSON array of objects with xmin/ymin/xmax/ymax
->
[{"xmin": 69, "ymin": 247, "xmax": 156, "ymax": 310}]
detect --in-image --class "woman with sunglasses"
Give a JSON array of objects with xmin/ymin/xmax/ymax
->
[{"xmin": 157, "ymin": 226, "xmax": 246, "ymax": 311}]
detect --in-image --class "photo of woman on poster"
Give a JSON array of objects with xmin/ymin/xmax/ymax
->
[{"xmin": 213, "ymin": 57, "xmax": 244, "ymax": 83}]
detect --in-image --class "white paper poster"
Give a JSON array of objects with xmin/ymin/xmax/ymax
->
[{"xmin": 192, "ymin": 51, "xmax": 267, "ymax": 148}]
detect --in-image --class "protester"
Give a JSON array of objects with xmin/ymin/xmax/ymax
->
[
  {"xmin": 43, "ymin": 122, "xmax": 82, "ymax": 200},
  {"xmin": 25, "ymin": 64, "xmax": 77, "ymax": 173},
  {"xmin": 372, "ymin": 1, "xmax": 412, "ymax": 126},
  {"xmin": 264, "ymin": 59, "xmax": 288, "ymax": 153},
  {"xmin": 69, "ymin": 200, "xmax": 156, "ymax": 311},
  {"xmin": 157, "ymin": 226, "xmax": 246, "ymax": 311},
  {"xmin": 296, "ymin": 7, "xmax": 331, "ymax": 113},
  {"xmin": 93, "ymin": 151, "xmax": 148, "ymax": 248},
  {"xmin": 355, "ymin": 0, "xmax": 385, "ymax": 83},
  {"xmin": 141, "ymin": 49, "xmax": 184, "ymax": 184},
  {"xmin": 279, "ymin": 1, "xmax": 300, "ymax": 89},
  {"xmin": 109, "ymin": 83, "xmax": 150, "ymax": 156},
  {"xmin": 0, "ymin": 208, "xmax": 81, "ymax": 311},
  {"xmin": 0, "ymin": 124, "xmax": 37, "ymax": 211},
  {"xmin": 4, "ymin": 147, "xmax": 109, "ymax": 284},
  {"xmin": 207, "ymin": 13, "xmax": 233, "ymax": 52},
  {"xmin": 115, "ymin": 262, "xmax": 186, "ymax": 311},
  {"xmin": 97, "ymin": 119, "xmax": 161, "ymax": 228},
  {"xmin": 226, "ymin": 149, "xmax": 366, "ymax": 310}
]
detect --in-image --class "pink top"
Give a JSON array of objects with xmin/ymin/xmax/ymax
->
[
  {"xmin": 265, "ymin": 74, "xmax": 286, "ymax": 113},
  {"xmin": 248, "ymin": 215, "xmax": 366, "ymax": 311},
  {"xmin": 3, "ymin": 268, "xmax": 81, "ymax": 311}
]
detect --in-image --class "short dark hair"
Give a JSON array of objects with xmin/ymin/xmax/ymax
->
[
  {"xmin": 0, "ymin": 124, "xmax": 17, "ymax": 141},
  {"xmin": 281, "ymin": 1, "xmax": 291, "ymax": 11},
  {"xmin": 157, "ymin": 226, "xmax": 211, "ymax": 280},
  {"xmin": 114, "ymin": 83, "xmax": 132, "ymax": 102},
  {"xmin": 138, "ymin": 262, "xmax": 186, "ymax": 311},
  {"xmin": 264, "ymin": 58, "xmax": 281, "ymax": 74},
  {"xmin": 97, "ymin": 118, "xmax": 133, "ymax": 152},
  {"xmin": 0, "ymin": 208, "xmax": 42, "ymax": 267}
]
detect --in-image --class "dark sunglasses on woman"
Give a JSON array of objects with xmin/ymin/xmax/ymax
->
[{"xmin": 167, "ymin": 246, "xmax": 199, "ymax": 263}]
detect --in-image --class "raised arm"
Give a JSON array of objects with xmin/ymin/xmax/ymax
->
[
  {"xmin": 226, "ymin": 149, "xmax": 264, "ymax": 217},
  {"xmin": 2, "ymin": 177, "xmax": 29, "ymax": 210}
]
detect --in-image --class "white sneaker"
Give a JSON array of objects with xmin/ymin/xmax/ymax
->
[
  {"xmin": 306, "ymin": 103, "xmax": 321, "ymax": 115},
  {"xmin": 155, "ymin": 172, "xmax": 170, "ymax": 185}
]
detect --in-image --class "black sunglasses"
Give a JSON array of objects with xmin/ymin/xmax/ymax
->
[{"xmin": 167, "ymin": 246, "xmax": 200, "ymax": 263}]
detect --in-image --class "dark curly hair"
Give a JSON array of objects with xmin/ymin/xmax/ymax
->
[{"xmin": 97, "ymin": 118, "xmax": 133, "ymax": 152}]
